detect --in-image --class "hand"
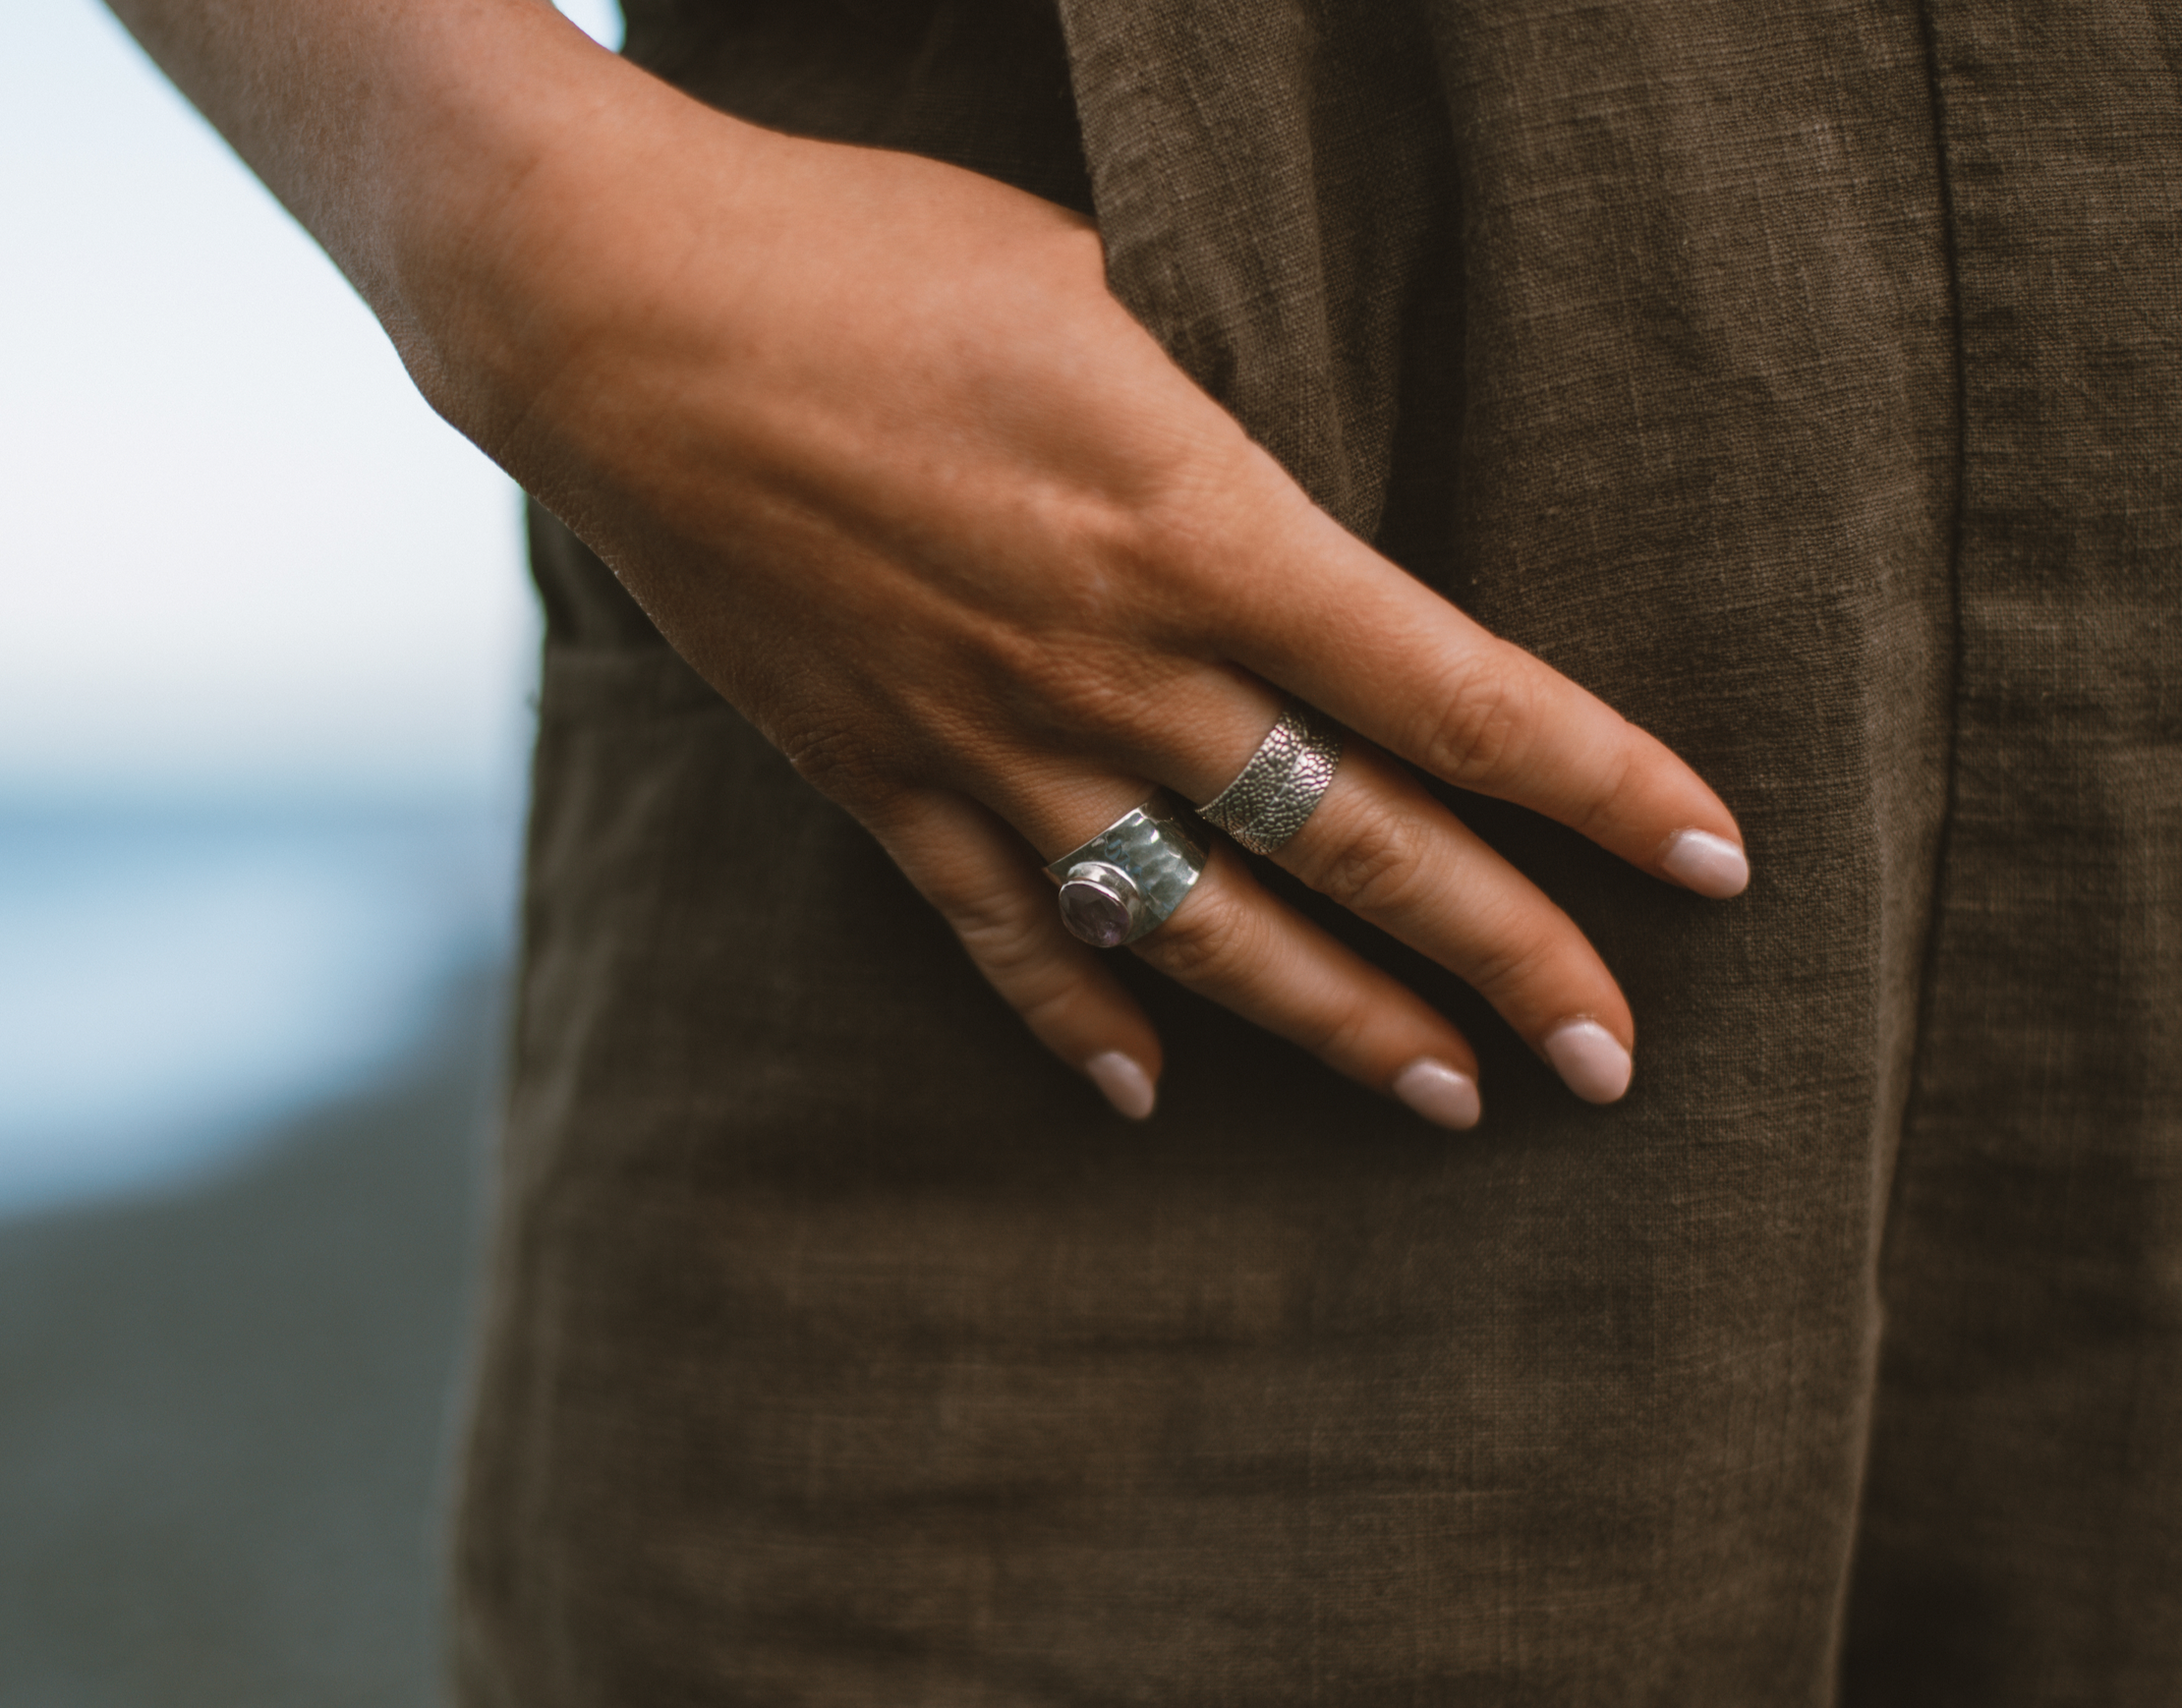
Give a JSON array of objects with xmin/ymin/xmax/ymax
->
[{"xmin": 389, "ymin": 20, "xmax": 1751, "ymax": 1127}]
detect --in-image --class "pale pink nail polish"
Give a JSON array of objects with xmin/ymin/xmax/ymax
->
[
  {"xmin": 1543, "ymin": 1020, "xmax": 1634, "ymax": 1104},
  {"xmin": 1660, "ymin": 828, "xmax": 1751, "ymax": 898},
  {"xmin": 1392, "ymin": 1057, "xmax": 1482, "ymax": 1130},
  {"xmin": 1086, "ymin": 1052, "xmax": 1157, "ymax": 1119}
]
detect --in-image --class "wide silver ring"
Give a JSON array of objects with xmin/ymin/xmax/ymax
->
[
  {"xmin": 1194, "ymin": 703, "xmax": 1344, "ymax": 855},
  {"xmin": 1045, "ymin": 790, "xmax": 1208, "ymax": 948}
]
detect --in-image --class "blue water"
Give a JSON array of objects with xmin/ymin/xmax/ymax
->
[{"xmin": 0, "ymin": 798, "xmax": 520, "ymax": 1218}]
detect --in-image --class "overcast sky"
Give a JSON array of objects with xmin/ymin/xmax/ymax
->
[{"xmin": 1, "ymin": 0, "xmax": 619, "ymax": 801}]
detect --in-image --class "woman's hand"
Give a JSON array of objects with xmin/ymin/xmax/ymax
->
[{"xmin": 110, "ymin": 0, "xmax": 1747, "ymax": 1125}]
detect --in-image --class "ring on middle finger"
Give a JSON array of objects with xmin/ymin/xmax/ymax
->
[{"xmin": 1194, "ymin": 702, "xmax": 1345, "ymax": 855}]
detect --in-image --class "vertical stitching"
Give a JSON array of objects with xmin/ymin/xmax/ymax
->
[
  {"xmin": 1828, "ymin": 0, "xmax": 1972, "ymax": 1697},
  {"xmin": 1884, "ymin": 0, "xmax": 1970, "ymax": 1375}
]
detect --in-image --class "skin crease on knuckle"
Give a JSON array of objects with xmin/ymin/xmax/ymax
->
[
  {"xmin": 1293, "ymin": 796, "xmax": 1437, "ymax": 920},
  {"xmin": 1564, "ymin": 736, "xmax": 1655, "ymax": 853},
  {"xmin": 1007, "ymin": 963, "xmax": 1110, "ymax": 1044},
  {"xmin": 1459, "ymin": 923, "xmax": 1601, "ymax": 1039},
  {"xmin": 1129, "ymin": 880, "xmax": 1265, "ymax": 994},
  {"xmin": 1289, "ymin": 989, "xmax": 1391, "ymax": 1076},
  {"xmin": 944, "ymin": 884, "xmax": 1059, "ymax": 987},
  {"xmin": 1420, "ymin": 658, "xmax": 1534, "ymax": 791},
  {"xmin": 1001, "ymin": 638, "xmax": 1179, "ymax": 756},
  {"xmin": 777, "ymin": 717, "xmax": 887, "ymax": 804}
]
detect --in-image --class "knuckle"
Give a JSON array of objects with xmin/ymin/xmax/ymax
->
[
  {"xmin": 1292, "ymin": 991, "xmax": 1379, "ymax": 1067},
  {"xmin": 915, "ymin": 495, "xmax": 1215, "ymax": 753},
  {"xmin": 1044, "ymin": 475, "xmax": 1232, "ymax": 648},
  {"xmin": 1300, "ymin": 805, "xmax": 1433, "ymax": 917},
  {"xmin": 943, "ymin": 881, "xmax": 1090, "ymax": 1020},
  {"xmin": 1567, "ymin": 738, "xmax": 1643, "ymax": 843},
  {"xmin": 1133, "ymin": 886, "xmax": 1257, "ymax": 988},
  {"xmin": 955, "ymin": 597, "xmax": 1175, "ymax": 754},
  {"xmin": 1010, "ymin": 968, "xmax": 1096, "ymax": 1038},
  {"xmin": 1421, "ymin": 661, "xmax": 1532, "ymax": 783},
  {"xmin": 1462, "ymin": 919, "xmax": 1560, "ymax": 1009},
  {"xmin": 1133, "ymin": 430, "xmax": 1286, "ymax": 550},
  {"xmin": 1021, "ymin": 647, "xmax": 1172, "ymax": 746},
  {"xmin": 947, "ymin": 882, "xmax": 1043, "ymax": 970},
  {"xmin": 779, "ymin": 717, "xmax": 885, "ymax": 801}
]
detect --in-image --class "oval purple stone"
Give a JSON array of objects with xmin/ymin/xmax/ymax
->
[{"xmin": 1058, "ymin": 877, "xmax": 1134, "ymax": 948}]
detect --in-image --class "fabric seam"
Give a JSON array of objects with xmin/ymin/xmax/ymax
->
[{"xmin": 1827, "ymin": 1, "xmax": 1973, "ymax": 1694}]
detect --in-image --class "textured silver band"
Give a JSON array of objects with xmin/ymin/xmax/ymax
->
[
  {"xmin": 1194, "ymin": 704, "xmax": 1345, "ymax": 855},
  {"xmin": 1044, "ymin": 791, "xmax": 1208, "ymax": 948}
]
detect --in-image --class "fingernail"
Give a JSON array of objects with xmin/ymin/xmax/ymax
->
[
  {"xmin": 1392, "ymin": 1057, "xmax": 1482, "ymax": 1130},
  {"xmin": 1085, "ymin": 1052, "xmax": 1157, "ymax": 1120},
  {"xmin": 1660, "ymin": 828, "xmax": 1750, "ymax": 898},
  {"xmin": 1543, "ymin": 1020, "xmax": 1634, "ymax": 1104}
]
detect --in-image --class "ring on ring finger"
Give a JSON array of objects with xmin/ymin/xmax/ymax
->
[{"xmin": 1046, "ymin": 791, "xmax": 1208, "ymax": 947}]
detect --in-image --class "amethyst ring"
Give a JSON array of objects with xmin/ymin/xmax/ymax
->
[{"xmin": 1045, "ymin": 792, "xmax": 1209, "ymax": 948}]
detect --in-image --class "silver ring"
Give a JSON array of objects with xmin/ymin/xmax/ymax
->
[
  {"xmin": 1045, "ymin": 791, "xmax": 1208, "ymax": 947},
  {"xmin": 1194, "ymin": 703, "xmax": 1344, "ymax": 855}
]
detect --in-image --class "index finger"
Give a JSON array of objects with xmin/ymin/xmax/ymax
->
[{"xmin": 1204, "ymin": 468, "xmax": 1750, "ymax": 897}]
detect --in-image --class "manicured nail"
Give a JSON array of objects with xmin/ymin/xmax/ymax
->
[
  {"xmin": 1660, "ymin": 828, "xmax": 1750, "ymax": 898},
  {"xmin": 1392, "ymin": 1057, "xmax": 1482, "ymax": 1130},
  {"xmin": 1085, "ymin": 1052, "xmax": 1156, "ymax": 1120},
  {"xmin": 1543, "ymin": 1020, "xmax": 1633, "ymax": 1104}
]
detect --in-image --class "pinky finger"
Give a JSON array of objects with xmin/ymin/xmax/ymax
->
[{"xmin": 868, "ymin": 789, "xmax": 1167, "ymax": 1119}]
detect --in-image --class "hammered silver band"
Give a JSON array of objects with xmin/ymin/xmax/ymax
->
[
  {"xmin": 1194, "ymin": 704, "xmax": 1344, "ymax": 855},
  {"xmin": 1045, "ymin": 790, "xmax": 1208, "ymax": 948}
]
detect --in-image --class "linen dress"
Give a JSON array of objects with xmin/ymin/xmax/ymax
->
[{"xmin": 453, "ymin": 0, "xmax": 2182, "ymax": 1700}]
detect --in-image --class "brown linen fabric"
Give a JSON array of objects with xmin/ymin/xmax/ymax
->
[{"xmin": 452, "ymin": 1, "xmax": 2182, "ymax": 1702}]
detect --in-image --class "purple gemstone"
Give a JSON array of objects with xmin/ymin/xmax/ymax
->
[{"xmin": 1058, "ymin": 878, "xmax": 1133, "ymax": 947}]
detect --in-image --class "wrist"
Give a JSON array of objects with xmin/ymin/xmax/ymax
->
[
  {"xmin": 361, "ymin": 12, "xmax": 799, "ymax": 495},
  {"xmin": 351, "ymin": 7, "xmax": 660, "ymax": 430}
]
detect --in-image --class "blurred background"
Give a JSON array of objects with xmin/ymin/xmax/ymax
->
[{"xmin": 2, "ymin": 0, "xmax": 617, "ymax": 1701}]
